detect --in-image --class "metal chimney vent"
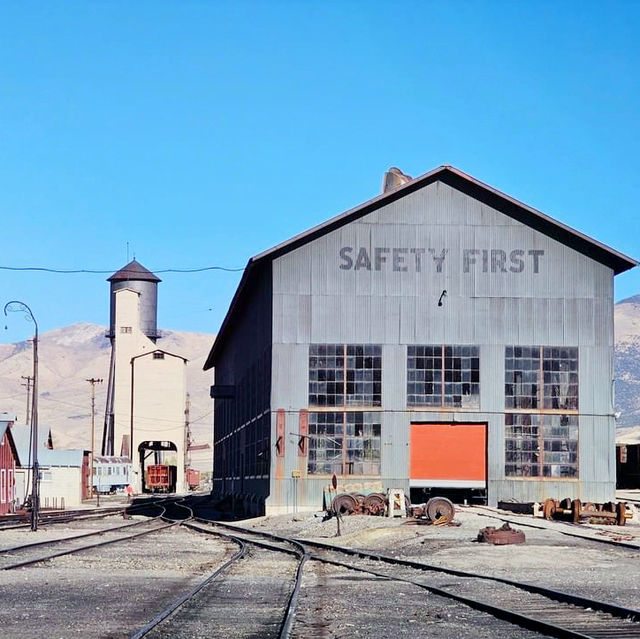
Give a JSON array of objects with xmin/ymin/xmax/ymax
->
[{"xmin": 382, "ymin": 167, "xmax": 413, "ymax": 193}]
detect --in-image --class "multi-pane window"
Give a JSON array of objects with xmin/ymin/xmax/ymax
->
[
  {"xmin": 309, "ymin": 344, "xmax": 382, "ymax": 407},
  {"xmin": 505, "ymin": 414, "xmax": 578, "ymax": 478},
  {"xmin": 307, "ymin": 412, "xmax": 381, "ymax": 475},
  {"xmin": 505, "ymin": 346, "xmax": 579, "ymax": 479},
  {"xmin": 505, "ymin": 346, "xmax": 578, "ymax": 410},
  {"xmin": 407, "ymin": 345, "xmax": 479, "ymax": 408}
]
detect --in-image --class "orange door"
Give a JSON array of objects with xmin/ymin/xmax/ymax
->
[{"xmin": 410, "ymin": 423, "xmax": 486, "ymax": 488}]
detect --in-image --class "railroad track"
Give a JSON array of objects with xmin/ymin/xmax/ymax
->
[
  {"xmin": 198, "ymin": 519, "xmax": 640, "ymax": 639},
  {"xmin": 129, "ymin": 519, "xmax": 307, "ymax": 639},
  {"xmin": 0, "ymin": 499, "xmax": 183, "ymax": 570},
  {"xmin": 0, "ymin": 506, "xmax": 130, "ymax": 531},
  {"xmin": 470, "ymin": 505, "xmax": 640, "ymax": 551}
]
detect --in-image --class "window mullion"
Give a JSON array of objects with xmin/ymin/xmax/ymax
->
[{"xmin": 342, "ymin": 345, "xmax": 347, "ymax": 474}]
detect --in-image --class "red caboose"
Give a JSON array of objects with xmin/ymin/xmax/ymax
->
[
  {"xmin": 144, "ymin": 464, "xmax": 176, "ymax": 493},
  {"xmin": 186, "ymin": 468, "xmax": 200, "ymax": 490}
]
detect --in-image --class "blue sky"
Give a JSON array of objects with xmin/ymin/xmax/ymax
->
[{"xmin": 1, "ymin": 1, "xmax": 638, "ymax": 342}]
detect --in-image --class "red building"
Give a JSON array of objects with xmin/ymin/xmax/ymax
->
[{"xmin": 0, "ymin": 414, "xmax": 20, "ymax": 515}]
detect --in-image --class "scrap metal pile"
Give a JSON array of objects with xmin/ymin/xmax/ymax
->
[
  {"xmin": 329, "ymin": 492, "xmax": 456, "ymax": 525},
  {"xmin": 477, "ymin": 522, "xmax": 526, "ymax": 545},
  {"xmin": 542, "ymin": 498, "xmax": 631, "ymax": 526}
]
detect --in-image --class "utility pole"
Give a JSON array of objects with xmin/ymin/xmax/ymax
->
[
  {"xmin": 184, "ymin": 393, "xmax": 191, "ymax": 472},
  {"xmin": 21, "ymin": 375, "xmax": 34, "ymax": 425},
  {"xmin": 86, "ymin": 378, "xmax": 103, "ymax": 500}
]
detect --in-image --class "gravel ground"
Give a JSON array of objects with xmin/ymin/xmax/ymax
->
[
  {"xmin": 145, "ymin": 545, "xmax": 299, "ymax": 639},
  {"xmin": 0, "ymin": 519, "xmax": 233, "ymax": 638},
  {"xmin": 237, "ymin": 502, "xmax": 640, "ymax": 612},
  {"xmin": 1, "ymin": 497, "xmax": 639, "ymax": 638},
  {"xmin": 295, "ymin": 558, "xmax": 547, "ymax": 639}
]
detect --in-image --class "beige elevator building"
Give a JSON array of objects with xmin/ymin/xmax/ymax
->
[{"xmin": 102, "ymin": 260, "xmax": 187, "ymax": 494}]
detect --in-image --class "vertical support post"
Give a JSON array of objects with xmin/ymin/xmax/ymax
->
[
  {"xmin": 31, "ymin": 325, "xmax": 39, "ymax": 531},
  {"xmin": 86, "ymin": 378, "xmax": 103, "ymax": 499}
]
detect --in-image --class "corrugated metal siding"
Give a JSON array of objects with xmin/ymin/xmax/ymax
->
[
  {"xmin": 246, "ymin": 180, "xmax": 619, "ymax": 511},
  {"xmin": 211, "ymin": 263, "xmax": 273, "ymax": 506}
]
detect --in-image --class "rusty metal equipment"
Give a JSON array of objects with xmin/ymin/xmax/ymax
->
[
  {"xmin": 477, "ymin": 522, "xmax": 526, "ymax": 545},
  {"xmin": 330, "ymin": 493, "xmax": 358, "ymax": 515},
  {"xmin": 542, "ymin": 497, "xmax": 631, "ymax": 526},
  {"xmin": 406, "ymin": 497, "xmax": 456, "ymax": 525},
  {"xmin": 328, "ymin": 492, "xmax": 454, "ymax": 523}
]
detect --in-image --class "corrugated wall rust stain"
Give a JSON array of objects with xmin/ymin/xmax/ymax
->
[
  {"xmin": 298, "ymin": 410, "xmax": 308, "ymax": 457},
  {"xmin": 275, "ymin": 409, "xmax": 285, "ymax": 481}
]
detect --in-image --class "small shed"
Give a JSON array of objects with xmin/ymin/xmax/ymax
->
[
  {"xmin": 0, "ymin": 413, "xmax": 20, "ymax": 514},
  {"xmin": 12, "ymin": 424, "xmax": 89, "ymax": 509}
]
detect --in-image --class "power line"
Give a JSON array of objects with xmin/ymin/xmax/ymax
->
[
  {"xmin": 0, "ymin": 265, "xmax": 244, "ymax": 274},
  {"xmin": 39, "ymin": 394, "xmax": 213, "ymax": 427}
]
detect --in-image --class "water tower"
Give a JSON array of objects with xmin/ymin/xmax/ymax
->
[{"xmin": 102, "ymin": 260, "xmax": 161, "ymax": 455}]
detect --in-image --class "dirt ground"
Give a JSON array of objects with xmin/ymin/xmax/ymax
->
[{"xmin": 0, "ymin": 493, "xmax": 638, "ymax": 638}]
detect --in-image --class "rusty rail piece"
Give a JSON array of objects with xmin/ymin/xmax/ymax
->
[
  {"xmin": 0, "ymin": 499, "xmax": 180, "ymax": 570},
  {"xmin": 203, "ymin": 519, "xmax": 640, "ymax": 639},
  {"xmin": 129, "ymin": 528, "xmax": 247, "ymax": 639}
]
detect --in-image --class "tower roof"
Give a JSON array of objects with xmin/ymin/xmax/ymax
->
[{"xmin": 107, "ymin": 259, "xmax": 161, "ymax": 283}]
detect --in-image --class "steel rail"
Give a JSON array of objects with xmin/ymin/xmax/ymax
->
[
  {"xmin": 158, "ymin": 498, "xmax": 194, "ymax": 523},
  {"xmin": 204, "ymin": 519, "xmax": 640, "ymax": 638},
  {"xmin": 1, "ymin": 502, "xmax": 174, "ymax": 570},
  {"xmin": 0, "ymin": 517, "xmax": 161, "ymax": 556},
  {"xmin": 0, "ymin": 506, "xmax": 129, "ymax": 530},
  {"xmin": 129, "ymin": 532, "xmax": 247, "ymax": 639},
  {"xmin": 192, "ymin": 522, "xmax": 592, "ymax": 639},
  {"xmin": 186, "ymin": 520, "xmax": 308, "ymax": 639},
  {"xmin": 469, "ymin": 506, "xmax": 640, "ymax": 550},
  {"xmin": 305, "ymin": 552, "xmax": 595, "ymax": 639}
]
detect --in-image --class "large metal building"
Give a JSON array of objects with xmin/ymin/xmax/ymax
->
[{"xmin": 205, "ymin": 165, "xmax": 637, "ymax": 515}]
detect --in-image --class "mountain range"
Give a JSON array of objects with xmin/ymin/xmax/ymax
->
[
  {"xmin": 0, "ymin": 323, "xmax": 215, "ymax": 461},
  {"xmin": 0, "ymin": 295, "xmax": 639, "ymax": 455}
]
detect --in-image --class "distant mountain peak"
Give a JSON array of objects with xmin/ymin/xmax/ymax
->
[{"xmin": 618, "ymin": 294, "xmax": 640, "ymax": 306}]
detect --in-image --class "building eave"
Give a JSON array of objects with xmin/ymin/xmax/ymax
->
[{"xmin": 204, "ymin": 165, "xmax": 638, "ymax": 371}]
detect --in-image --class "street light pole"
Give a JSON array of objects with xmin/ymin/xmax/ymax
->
[{"xmin": 4, "ymin": 301, "xmax": 39, "ymax": 532}]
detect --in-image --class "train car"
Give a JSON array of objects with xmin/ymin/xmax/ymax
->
[
  {"xmin": 145, "ymin": 464, "xmax": 177, "ymax": 493},
  {"xmin": 186, "ymin": 468, "xmax": 200, "ymax": 490},
  {"xmin": 93, "ymin": 456, "xmax": 132, "ymax": 494}
]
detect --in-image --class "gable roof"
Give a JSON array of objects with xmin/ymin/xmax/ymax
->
[
  {"xmin": 205, "ymin": 165, "xmax": 637, "ymax": 370},
  {"xmin": 11, "ymin": 424, "xmax": 85, "ymax": 467},
  {"xmin": 108, "ymin": 259, "xmax": 161, "ymax": 283},
  {"xmin": 0, "ymin": 418, "xmax": 20, "ymax": 466}
]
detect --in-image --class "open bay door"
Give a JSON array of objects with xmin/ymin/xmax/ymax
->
[{"xmin": 410, "ymin": 423, "xmax": 487, "ymax": 489}]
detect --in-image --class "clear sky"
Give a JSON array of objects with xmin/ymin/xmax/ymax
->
[{"xmin": 1, "ymin": 1, "xmax": 638, "ymax": 343}]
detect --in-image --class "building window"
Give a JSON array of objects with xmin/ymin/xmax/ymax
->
[
  {"xmin": 153, "ymin": 352, "xmax": 165, "ymax": 360},
  {"xmin": 309, "ymin": 344, "xmax": 382, "ymax": 407},
  {"xmin": 407, "ymin": 345, "xmax": 479, "ymax": 408},
  {"xmin": 505, "ymin": 346, "xmax": 579, "ymax": 478},
  {"xmin": 307, "ymin": 412, "xmax": 381, "ymax": 475},
  {"xmin": 505, "ymin": 414, "xmax": 578, "ymax": 478},
  {"xmin": 120, "ymin": 326, "xmax": 132, "ymax": 334},
  {"xmin": 505, "ymin": 346, "xmax": 578, "ymax": 410}
]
